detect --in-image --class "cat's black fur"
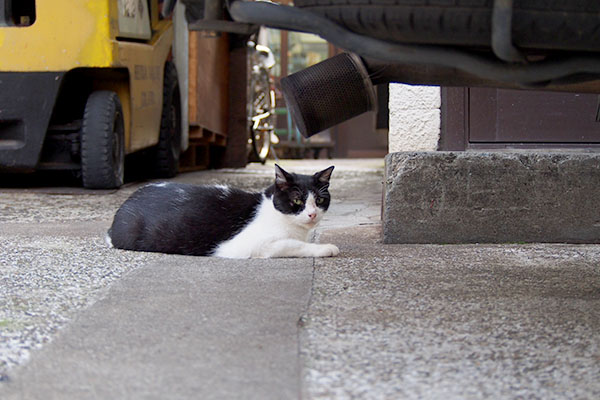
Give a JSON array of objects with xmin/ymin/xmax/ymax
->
[
  {"xmin": 109, "ymin": 184, "xmax": 263, "ymax": 255},
  {"xmin": 108, "ymin": 164, "xmax": 334, "ymax": 257}
]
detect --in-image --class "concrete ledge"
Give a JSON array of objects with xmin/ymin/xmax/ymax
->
[{"xmin": 383, "ymin": 152, "xmax": 600, "ymax": 244}]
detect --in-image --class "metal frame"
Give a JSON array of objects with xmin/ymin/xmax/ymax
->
[{"xmin": 0, "ymin": 0, "xmax": 10, "ymax": 26}]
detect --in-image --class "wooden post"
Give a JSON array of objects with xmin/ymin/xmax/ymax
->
[{"xmin": 215, "ymin": 36, "xmax": 249, "ymax": 168}]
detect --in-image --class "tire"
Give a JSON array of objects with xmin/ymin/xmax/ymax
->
[
  {"xmin": 154, "ymin": 61, "xmax": 182, "ymax": 178},
  {"xmin": 81, "ymin": 91, "xmax": 125, "ymax": 189},
  {"xmin": 294, "ymin": 0, "xmax": 600, "ymax": 53}
]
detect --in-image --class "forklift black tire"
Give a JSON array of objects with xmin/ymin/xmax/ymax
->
[
  {"xmin": 154, "ymin": 61, "xmax": 182, "ymax": 178},
  {"xmin": 81, "ymin": 91, "xmax": 125, "ymax": 189}
]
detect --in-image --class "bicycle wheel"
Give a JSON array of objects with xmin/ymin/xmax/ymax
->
[{"xmin": 249, "ymin": 67, "xmax": 274, "ymax": 164}]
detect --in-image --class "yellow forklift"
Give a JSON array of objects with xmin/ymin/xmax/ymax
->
[{"xmin": 0, "ymin": 0, "xmax": 182, "ymax": 188}]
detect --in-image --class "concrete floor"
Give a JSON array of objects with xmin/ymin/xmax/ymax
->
[{"xmin": 0, "ymin": 159, "xmax": 599, "ymax": 399}]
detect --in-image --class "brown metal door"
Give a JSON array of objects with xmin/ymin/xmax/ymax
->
[
  {"xmin": 441, "ymin": 88, "xmax": 600, "ymax": 150},
  {"xmin": 470, "ymin": 89, "xmax": 600, "ymax": 143}
]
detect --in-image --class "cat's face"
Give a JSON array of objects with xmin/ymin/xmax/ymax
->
[{"xmin": 272, "ymin": 164, "xmax": 334, "ymax": 228}]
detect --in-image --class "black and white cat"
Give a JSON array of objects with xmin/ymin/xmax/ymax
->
[{"xmin": 106, "ymin": 164, "xmax": 339, "ymax": 258}]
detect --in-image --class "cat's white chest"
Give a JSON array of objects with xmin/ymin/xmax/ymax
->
[{"xmin": 212, "ymin": 196, "xmax": 310, "ymax": 258}]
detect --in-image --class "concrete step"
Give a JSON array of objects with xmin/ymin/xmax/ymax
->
[{"xmin": 383, "ymin": 151, "xmax": 600, "ymax": 243}]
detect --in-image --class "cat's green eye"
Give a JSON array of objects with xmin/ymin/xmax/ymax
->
[
  {"xmin": 293, "ymin": 199, "xmax": 304, "ymax": 206},
  {"xmin": 316, "ymin": 197, "xmax": 325, "ymax": 204}
]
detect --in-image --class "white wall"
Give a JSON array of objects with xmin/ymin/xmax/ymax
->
[{"xmin": 388, "ymin": 84, "xmax": 441, "ymax": 152}]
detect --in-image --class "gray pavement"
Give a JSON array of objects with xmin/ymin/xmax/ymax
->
[
  {"xmin": 1, "ymin": 159, "xmax": 599, "ymax": 399},
  {"xmin": 2, "ymin": 257, "xmax": 313, "ymax": 400}
]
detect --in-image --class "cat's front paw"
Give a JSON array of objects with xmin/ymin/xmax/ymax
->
[{"xmin": 313, "ymin": 243, "xmax": 340, "ymax": 257}]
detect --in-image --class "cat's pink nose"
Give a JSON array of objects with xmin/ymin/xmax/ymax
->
[{"xmin": 308, "ymin": 212, "xmax": 317, "ymax": 220}]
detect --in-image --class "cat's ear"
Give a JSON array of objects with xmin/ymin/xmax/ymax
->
[
  {"xmin": 275, "ymin": 164, "xmax": 293, "ymax": 190},
  {"xmin": 314, "ymin": 166, "xmax": 335, "ymax": 184}
]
